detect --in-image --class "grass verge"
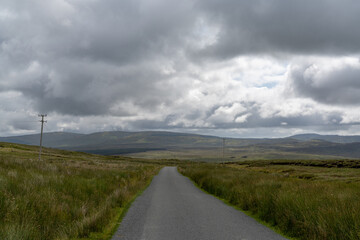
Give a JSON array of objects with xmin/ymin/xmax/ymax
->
[
  {"xmin": 74, "ymin": 170, "xmax": 157, "ymax": 240},
  {"xmin": 0, "ymin": 142, "xmax": 163, "ymax": 240},
  {"xmin": 177, "ymin": 166, "xmax": 294, "ymax": 239},
  {"xmin": 179, "ymin": 161, "xmax": 360, "ymax": 240}
]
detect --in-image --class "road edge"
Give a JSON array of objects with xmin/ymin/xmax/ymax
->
[
  {"xmin": 177, "ymin": 166, "xmax": 296, "ymax": 240},
  {"xmin": 74, "ymin": 167, "xmax": 163, "ymax": 240},
  {"xmin": 107, "ymin": 167, "xmax": 163, "ymax": 240}
]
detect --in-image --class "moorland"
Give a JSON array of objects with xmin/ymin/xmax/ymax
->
[
  {"xmin": 0, "ymin": 142, "xmax": 178, "ymax": 239},
  {"xmin": 2, "ymin": 131, "xmax": 360, "ymax": 161},
  {"xmin": 2, "ymin": 131, "xmax": 360, "ymax": 240}
]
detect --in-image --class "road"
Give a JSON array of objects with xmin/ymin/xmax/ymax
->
[{"xmin": 112, "ymin": 167, "xmax": 288, "ymax": 240}]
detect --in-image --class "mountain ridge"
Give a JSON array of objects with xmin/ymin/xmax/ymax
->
[
  {"xmin": 290, "ymin": 133, "xmax": 360, "ymax": 143},
  {"xmin": 2, "ymin": 131, "xmax": 360, "ymax": 160}
]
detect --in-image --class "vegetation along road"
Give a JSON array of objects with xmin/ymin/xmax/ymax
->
[{"xmin": 112, "ymin": 167, "xmax": 287, "ymax": 240}]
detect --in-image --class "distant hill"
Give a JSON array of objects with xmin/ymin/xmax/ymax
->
[
  {"xmin": 2, "ymin": 131, "xmax": 360, "ymax": 160},
  {"xmin": 290, "ymin": 134, "xmax": 360, "ymax": 143},
  {"xmin": 0, "ymin": 131, "xmax": 224, "ymax": 153},
  {"xmin": 0, "ymin": 130, "xmax": 297, "ymax": 149},
  {"xmin": 0, "ymin": 132, "xmax": 84, "ymax": 146}
]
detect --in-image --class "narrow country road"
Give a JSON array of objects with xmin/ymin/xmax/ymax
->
[{"xmin": 112, "ymin": 167, "xmax": 288, "ymax": 240}]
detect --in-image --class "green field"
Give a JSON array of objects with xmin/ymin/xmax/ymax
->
[
  {"xmin": 179, "ymin": 160, "xmax": 360, "ymax": 240},
  {"xmin": 2, "ymin": 140, "xmax": 360, "ymax": 240},
  {"xmin": 126, "ymin": 147, "xmax": 349, "ymax": 162},
  {"xmin": 3, "ymin": 131, "xmax": 360, "ymax": 161},
  {"xmin": 0, "ymin": 142, "xmax": 177, "ymax": 240}
]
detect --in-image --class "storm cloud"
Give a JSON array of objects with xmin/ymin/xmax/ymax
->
[
  {"xmin": 197, "ymin": 0, "xmax": 360, "ymax": 58},
  {"xmin": 1, "ymin": 0, "xmax": 360, "ymax": 137},
  {"xmin": 288, "ymin": 57, "xmax": 360, "ymax": 105}
]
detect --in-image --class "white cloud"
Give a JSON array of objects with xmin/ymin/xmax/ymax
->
[
  {"xmin": 208, "ymin": 103, "xmax": 247, "ymax": 124},
  {"xmin": 0, "ymin": 8, "xmax": 16, "ymax": 20}
]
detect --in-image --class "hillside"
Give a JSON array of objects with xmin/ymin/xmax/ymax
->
[
  {"xmin": 0, "ymin": 132, "xmax": 84, "ymax": 146},
  {"xmin": 0, "ymin": 131, "xmax": 223, "ymax": 151},
  {"xmin": 290, "ymin": 133, "xmax": 360, "ymax": 143},
  {"xmin": 2, "ymin": 131, "xmax": 360, "ymax": 160}
]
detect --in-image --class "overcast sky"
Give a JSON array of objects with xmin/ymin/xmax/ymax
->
[{"xmin": 1, "ymin": 0, "xmax": 360, "ymax": 137}]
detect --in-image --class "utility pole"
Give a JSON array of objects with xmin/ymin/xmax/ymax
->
[
  {"xmin": 38, "ymin": 114, "xmax": 47, "ymax": 161},
  {"xmin": 222, "ymin": 138, "xmax": 225, "ymax": 162}
]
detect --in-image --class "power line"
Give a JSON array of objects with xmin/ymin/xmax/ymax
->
[{"xmin": 38, "ymin": 114, "xmax": 47, "ymax": 161}]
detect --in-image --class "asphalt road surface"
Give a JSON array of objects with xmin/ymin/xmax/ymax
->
[{"xmin": 112, "ymin": 167, "xmax": 288, "ymax": 240}]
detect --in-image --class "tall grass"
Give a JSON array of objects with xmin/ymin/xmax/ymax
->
[
  {"xmin": 179, "ymin": 163, "xmax": 360, "ymax": 240},
  {"xmin": 0, "ymin": 143, "xmax": 161, "ymax": 240}
]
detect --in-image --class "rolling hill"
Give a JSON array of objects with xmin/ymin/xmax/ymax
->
[
  {"xmin": 1, "ymin": 131, "xmax": 360, "ymax": 160},
  {"xmin": 290, "ymin": 133, "xmax": 360, "ymax": 143}
]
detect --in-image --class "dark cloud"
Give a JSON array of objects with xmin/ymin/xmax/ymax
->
[
  {"xmin": 288, "ymin": 59, "xmax": 360, "ymax": 105},
  {"xmin": 11, "ymin": 120, "xmax": 37, "ymax": 131},
  {"xmin": 198, "ymin": 0, "xmax": 360, "ymax": 58},
  {"xmin": 14, "ymin": 60, "xmax": 186, "ymax": 115},
  {"xmin": 1, "ymin": 0, "xmax": 360, "ymax": 137},
  {"xmin": 0, "ymin": 0, "xmax": 197, "ymax": 116}
]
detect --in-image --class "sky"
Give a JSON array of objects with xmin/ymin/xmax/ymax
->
[{"xmin": 1, "ymin": 0, "xmax": 360, "ymax": 138}]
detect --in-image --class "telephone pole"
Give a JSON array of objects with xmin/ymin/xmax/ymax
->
[
  {"xmin": 222, "ymin": 138, "xmax": 225, "ymax": 162},
  {"xmin": 38, "ymin": 114, "xmax": 47, "ymax": 161}
]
